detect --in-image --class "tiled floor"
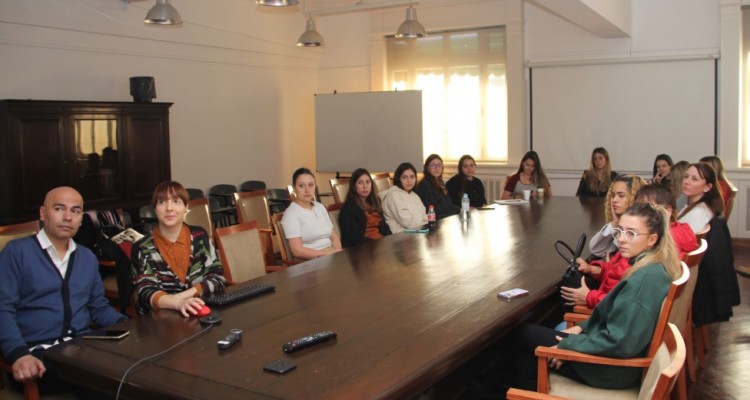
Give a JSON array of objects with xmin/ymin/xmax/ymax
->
[{"xmin": 687, "ymin": 242, "xmax": 749, "ymax": 400}]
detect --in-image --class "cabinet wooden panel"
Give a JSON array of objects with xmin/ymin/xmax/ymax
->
[{"xmin": 0, "ymin": 100, "xmax": 172, "ymax": 224}]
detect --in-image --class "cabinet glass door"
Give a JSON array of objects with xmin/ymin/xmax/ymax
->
[{"xmin": 71, "ymin": 117, "xmax": 122, "ymax": 200}]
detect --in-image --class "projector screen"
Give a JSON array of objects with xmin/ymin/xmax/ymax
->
[
  {"xmin": 315, "ymin": 91, "xmax": 423, "ymax": 174},
  {"xmin": 531, "ymin": 59, "xmax": 716, "ymax": 172}
]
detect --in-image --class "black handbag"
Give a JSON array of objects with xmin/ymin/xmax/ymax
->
[{"xmin": 555, "ymin": 233, "xmax": 587, "ymax": 289}]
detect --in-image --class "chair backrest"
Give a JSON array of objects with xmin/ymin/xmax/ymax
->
[
  {"xmin": 185, "ymin": 198, "xmax": 214, "ymax": 244},
  {"xmin": 330, "ymin": 178, "xmax": 350, "ymax": 204},
  {"xmin": 638, "ymin": 323, "xmax": 686, "ymax": 400},
  {"xmin": 234, "ymin": 190, "xmax": 272, "ymax": 230},
  {"xmin": 371, "ymin": 172, "xmax": 392, "ymax": 194},
  {"xmin": 240, "ymin": 180, "xmax": 267, "ymax": 192},
  {"xmin": 266, "ymin": 188, "xmax": 292, "ymax": 215},
  {"xmin": 694, "ymin": 224, "xmax": 710, "ymax": 243},
  {"xmin": 271, "ymin": 212, "xmax": 300, "ymax": 266},
  {"xmin": 209, "ymin": 184, "xmax": 238, "ymax": 207},
  {"xmin": 214, "ymin": 221, "xmax": 267, "ymax": 284},
  {"xmin": 186, "ymin": 188, "xmax": 205, "ymax": 200},
  {"xmin": 648, "ymin": 262, "xmax": 689, "ymax": 358},
  {"xmin": 0, "ymin": 220, "xmax": 40, "ymax": 251},
  {"xmin": 668, "ymin": 240, "xmax": 707, "ymax": 340},
  {"xmin": 326, "ymin": 203, "xmax": 343, "ymax": 237}
]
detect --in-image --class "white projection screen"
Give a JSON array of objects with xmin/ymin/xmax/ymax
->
[
  {"xmin": 315, "ymin": 90, "xmax": 423, "ymax": 173},
  {"xmin": 531, "ymin": 59, "xmax": 715, "ymax": 172}
]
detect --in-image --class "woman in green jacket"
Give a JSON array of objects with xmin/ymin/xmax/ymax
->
[{"xmin": 511, "ymin": 202, "xmax": 682, "ymax": 391}]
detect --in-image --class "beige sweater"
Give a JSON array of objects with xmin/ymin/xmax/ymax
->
[{"xmin": 381, "ymin": 186, "xmax": 428, "ymax": 234}]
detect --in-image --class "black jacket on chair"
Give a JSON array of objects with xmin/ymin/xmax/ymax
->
[
  {"xmin": 692, "ymin": 217, "xmax": 741, "ymax": 326},
  {"xmin": 339, "ymin": 198, "xmax": 391, "ymax": 248}
]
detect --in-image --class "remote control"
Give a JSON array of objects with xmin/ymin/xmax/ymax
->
[
  {"xmin": 217, "ymin": 329, "xmax": 242, "ymax": 350},
  {"xmin": 282, "ymin": 331, "xmax": 337, "ymax": 353}
]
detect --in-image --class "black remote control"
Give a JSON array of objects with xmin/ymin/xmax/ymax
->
[
  {"xmin": 217, "ymin": 330, "xmax": 242, "ymax": 350},
  {"xmin": 282, "ymin": 331, "xmax": 337, "ymax": 353}
]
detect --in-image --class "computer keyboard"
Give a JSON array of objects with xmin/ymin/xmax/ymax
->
[{"xmin": 204, "ymin": 283, "xmax": 276, "ymax": 307}]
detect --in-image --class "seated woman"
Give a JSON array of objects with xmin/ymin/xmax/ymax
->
[
  {"xmin": 678, "ymin": 162, "xmax": 724, "ymax": 233},
  {"xmin": 575, "ymin": 147, "xmax": 618, "ymax": 197},
  {"xmin": 415, "ymin": 154, "xmax": 460, "ymax": 219},
  {"xmin": 651, "ymin": 153, "xmax": 673, "ymax": 187},
  {"xmin": 501, "ymin": 151, "xmax": 552, "ymax": 200},
  {"xmin": 512, "ymin": 203, "xmax": 682, "ymax": 392},
  {"xmin": 281, "ymin": 167, "xmax": 342, "ymax": 259},
  {"xmin": 339, "ymin": 168, "xmax": 391, "ymax": 248},
  {"xmin": 131, "ymin": 181, "xmax": 226, "ymax": 316},
  {"xmin": 669, "ymin": 160, "xmax": 690, "ymax": 210},
  {"xmin": 700, "ymin": 155, "xmax": 736, "ymax": 217},
  {"xmin": 382, "ymin": 162, "xmax": 428, "ymax": 234},
  {"xmin": 561, "ymin": 184, "xmax": 698, "ymax": 310},
  {"xmin": 588, "ymin": 174, "xmax": 645, "ymax": 258},
  {"xmin": 446, "ymin": 155, "xmax": 487, "ymax": 208}
]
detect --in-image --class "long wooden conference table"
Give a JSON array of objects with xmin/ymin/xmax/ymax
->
[{"xmin": 46, "ymin": 196, "xmax": 605, "ymax": 399}]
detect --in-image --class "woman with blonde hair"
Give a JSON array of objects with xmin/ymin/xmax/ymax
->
[
  {"xmin": 575, "ymin": 147, "xmax": 617, "ymax": 197},
  {"xmin": 669, "ymin": 160, "xmax": 690, "ymax": 209},
  {"xmin": 700, "ymin": 155, "xmax": 736, "ymax": 217},
  {"xmin": 588, "ymin": 174, "xmax": 646, "ymax": 258},
  {"xmin": 512, "ymin": 203, "xmax": 681, "ymax": 392}
]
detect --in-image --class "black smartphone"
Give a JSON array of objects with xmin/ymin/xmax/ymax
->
[
  {"xmin": 82, "ymin": 330, "xmax": 130, "ymax": 340},
  {"xmin": 263, "ymin": 359, "xmax": 297, "ymax": 374}
]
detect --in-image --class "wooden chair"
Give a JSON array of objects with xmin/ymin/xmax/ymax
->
[
  {"xmin": 185, "ymin": 198, "xmax": 214, "ymax": 245},
  {"xmin": 666, "ymin": 240, "xmax": 706, "ymax": 398},
  {"xmin": 724, "ymin": 186, "xmax": 737, "ymax": 220},
  {"xmin": 326, "ymin": 203, "xmax": 343, "ymax": 237},
  {"xmin": 270, "ymin": 212, "xmax": 302, "ymax": 267},
  {"xmin": 507, "ymin": 323, "xmax": 686, "ymax": 400},
  {"xmin": 330, "ymin": 178, "xmax": 350, "ymax": 204},
  {"xmin": 371, "ymin": 172, "xmax": 392, "ymax": 194},
  {"xmin": 233, "ymin": 190, "xmax": 276, "ymax": 265},
  {"xmin": 694, "ymin": 224, "xmax": 710, "ymax": 243},
  {"xmin": 537, "ymin": 263, "xmax": 689, "ymax": 397},
  {"xmin": 214, "ymin": 221, "xmax": 285, "ymax": 284},
  {"xmin": 0, "ymin": 220, "xmax": 40, "ymax": 252}
]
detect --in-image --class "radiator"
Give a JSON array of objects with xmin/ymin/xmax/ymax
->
[{"xmin": 485, "ymin": 178, "xmax": 504, "ymax": 203}]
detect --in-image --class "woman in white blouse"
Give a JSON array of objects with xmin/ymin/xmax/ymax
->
[
  {"xmin": 281, "ymin": 167, "xmax": 342, "ymax": 259},
  {"xmin": 382, "ymin": 162, "xmax": 428, "ymax": 234},
  {"xmin": 678, "ymin": 163, "xmax": 723, "ymax": 232}
]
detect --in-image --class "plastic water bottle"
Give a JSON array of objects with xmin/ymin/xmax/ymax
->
[
  {"xmin": 427, "ymin": 205, "xmax": 436, "ymax": 230},
  {"xmin": 461, "ymin": 193, "xmax": 470, "ymax": 220}
]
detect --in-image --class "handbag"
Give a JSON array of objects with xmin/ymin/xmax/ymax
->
[{"xmin": 555, "ymin": 233, "xmax": 587, "ymax": 290}]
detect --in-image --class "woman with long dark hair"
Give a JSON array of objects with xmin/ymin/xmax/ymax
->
[
  {"xmin": 501, "ymin": 151, "xmax": 552, "ymax": 200},
  {"xmin": 338, "ymin": 168, "xmax": 391, "ymax": 248},
  {"xmin": 651, "ymin": 153, "xmax": 673, "ymax": 187},
  {"xmin": 678, "ymin": 163, "xmax": 724, "ymax": 232},
  {"xmin": 414, "ymin": 154, "xmax": 459, "ymax": 219},
  {"xmin": 446, "ymin": 155, "xmax": 487, "ymax": 208}
]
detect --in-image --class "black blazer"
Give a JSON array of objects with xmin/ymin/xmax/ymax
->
[
  {"xmin": 692, "ymin": 217, "xmax": 741, "ymax": 326},
  {"xmin": 338, "ymin": 198, "xmax": 391, "ymax": 248},
  {"xmin": 414, "ymin": 180, "xmax": 459, "ymax": 219}
]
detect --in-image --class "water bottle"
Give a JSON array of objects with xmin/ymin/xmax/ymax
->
[
  {"xmin": 427, "ymin": 205, "xmax": 436, "ymax": 230},
  {"xmin": 461, "ymin": 193, "xmax": 470, "ymax": 220}
]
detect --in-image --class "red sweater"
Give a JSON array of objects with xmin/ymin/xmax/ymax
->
[{"xmin": 584, "ymin": 222, "xmax": 698, "ymax": 308}]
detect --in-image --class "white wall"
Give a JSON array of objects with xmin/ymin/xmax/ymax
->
[{"xmin": 0, "ymin": 0, "xmax": 319, "ymax": 192}]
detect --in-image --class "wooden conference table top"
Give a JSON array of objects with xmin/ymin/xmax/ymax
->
[{"xmin": 46, "ymin": 196, "xmax": 606, "ymax": 400}]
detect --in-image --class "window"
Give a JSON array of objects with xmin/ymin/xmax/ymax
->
[{"xmin": 386, "ymin": 27, "xmax": 507, "ymax": 163}]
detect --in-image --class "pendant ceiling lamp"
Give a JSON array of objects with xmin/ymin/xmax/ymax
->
[
  {"xmin": 145, "ymin": 0, "xmax": 182, "ymax": 25},
  {"xmin": 395, "ymin": 5, "xmax": 426, "ymax": 38},
  {"xmin": 297, "ymin": 18, "xmax": 324, "ymax": 47},
  {"xmin": 256, "ymin": 0, "xmax": 299, "ymax": 6}
]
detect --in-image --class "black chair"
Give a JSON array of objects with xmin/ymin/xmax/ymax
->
[
  {"xmin": 139, "ymin": 205, "xmax": 157, "ymax": 234},
  {"xmin": 266, "ymin": 188, "xmax": 291, "ymax": 215},
  {"xmin": 209, "ymin": 184, "xmax": 238, "ymax": 227},
  {"xmin": 240, "ymin": 180, "xmax": 267, "ymax": 192},
  {"xmin": 186, "ymin": 188, "xmax": 205, "ymax": 200}
]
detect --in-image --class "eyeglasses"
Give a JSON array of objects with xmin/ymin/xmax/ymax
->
[
  {"xmin": 611, "ymin": 228, "xmax": 646, "ymax": 243},
  {"xmin": 428, "ymin": 162, "xmax": 443, "ymax": 169}
]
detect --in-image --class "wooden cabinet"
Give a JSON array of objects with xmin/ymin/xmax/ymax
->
[{"xmin": 0, "ymin": 100, "xmax": 172, "ymax": 224}]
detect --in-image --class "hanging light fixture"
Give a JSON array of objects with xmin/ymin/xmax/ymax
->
[
  {"xmin": 256, "ymin": 0, "xmax": 299, "ymax": 6},
  {"xmin": 297, "ymin": 18, "xmax": 324, "ymax": 47},
  {"xmin": 395, "ymin": 5, "xmax": 426, "ymax": 38},
  {"xmin": 145, "ymin": 0, "xmax": 182, "ymax": 25}
]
